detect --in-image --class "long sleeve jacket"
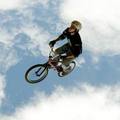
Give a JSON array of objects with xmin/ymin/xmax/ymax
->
[{"xmin": 57, "ymin": 28, "xmax": 82, "ymax": 57}]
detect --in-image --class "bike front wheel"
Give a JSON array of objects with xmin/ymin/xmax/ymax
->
[{"xmin": 25, "ymin": 64, "xmax": 48, "ymax": 84}]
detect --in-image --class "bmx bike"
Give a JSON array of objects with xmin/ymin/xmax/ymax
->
[{"xmin": 25, "ymin": 47, "xmax": 76, "ymax": 84}]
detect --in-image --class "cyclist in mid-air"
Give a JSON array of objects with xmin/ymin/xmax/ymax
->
[{"xmin": 49, "ymin": 20, "xmax": 82, "ymax": 74}]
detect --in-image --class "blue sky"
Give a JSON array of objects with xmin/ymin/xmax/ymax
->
[{"xmin": 0, "ymin": 0, "xmax": 120, "ymax": 119}]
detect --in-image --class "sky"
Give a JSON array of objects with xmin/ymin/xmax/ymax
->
[{"xmin": 0, "ymin": 0, "xmax": 120, "ymax": 119}]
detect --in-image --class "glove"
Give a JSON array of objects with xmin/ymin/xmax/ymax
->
[{"xmin": 49, "ymin": 40, "xmax": 56, "ymax": 47}]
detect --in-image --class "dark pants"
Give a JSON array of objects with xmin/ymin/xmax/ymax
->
[{"xmin": 55, "ymin": 43, "xmax": 74, "ymax": 66}]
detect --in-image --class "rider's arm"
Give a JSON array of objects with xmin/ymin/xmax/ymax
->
[
  {"xmin": 49, "ymin": 28, "xmax": 68, "ymax": 47},
  {"xmin": 53, "ymin": 28, "xmax": 68, "ymax": 42},
  {"xmin": 56, "ymin": 28, "xmax": 68, "ymax": 41}
]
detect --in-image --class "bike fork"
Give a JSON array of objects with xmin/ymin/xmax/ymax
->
[
  {"xmin": 35, "ymin": 67, "xmax": 42, "ymax": 76},
  {"xmin": 35, "ymin": 66, "xmax": 47, "ymax": 77}
]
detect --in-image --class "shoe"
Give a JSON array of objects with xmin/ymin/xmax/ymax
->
[
  {"xmin": 61, "ymin": 71, "xmax": 67, "ymax": 76},
  {"xmin": 64, "ymin": 65, "xmax": 71, "ymax": 72},
  {"xmin": 57, "ymin": 66, "xmax": 63, "ymax": 72},
  {"xmin": 60, "ymin": 66, "xmax": 71, "ymax": 76}
]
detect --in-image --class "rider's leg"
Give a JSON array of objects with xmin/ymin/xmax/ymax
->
[
  {"xmin": 61, "ymin": 51, "xmax": 75, "ymax": 72},
  {"xmin": 55, "ymin": 43, "xmax": 70, "ymax": 55},
  {"xmin": 54, "ymin": 43, "xmax": 75, "ymax": 72},
  {"xmin": 54, "ymin": 43, "xmax": 70, "ymax": 69}
]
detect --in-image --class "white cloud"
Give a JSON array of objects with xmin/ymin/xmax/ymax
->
[
  {"xmin": 0, "ymin": 28, "xmax": 17, "ymax": 46},
  {"xmin": 1, "ymin": 84, "xmax": 120, "ymax": 120},
  {"xmin": 0, "ymin": 0, "xmax": 23, "ymax": 10},
  {"xmin": 28, "ymin": 0, "xmax": 49, "ymax": 7},
  {"xmin": 76, "ymin": 57, "xmax": 85, "ymax": 67},
  {"xmin": 0, "ymin": 0, "xmax": 49, "ymax": 10},
  {"xmin": 0, "ymin": 74, "xmax": 5, "ymax": 106},
  {"xmin": 0, "ymin": 24, "xmax": 51, "ymax": 73},
  {"xmin": 0, "ymin": 0, "xmax": 52, "ymax": 57},
  {"xmin": 59, "ymin": 0, "xmax": 120, "ymax": 56},
  {"xmin": 4, "ymin": 49, "xmax": 18, "ymax": 69},
  {"xmin": 0, "ymin": 46, "xmax": 19, "ymax": 73},
  {"xmin": 0, "ymin": 18, "xmax": 50, "ymax": 56},
  {"xmin": 20, "ymin": 24, "xmax": 51, "ymax": 57}
]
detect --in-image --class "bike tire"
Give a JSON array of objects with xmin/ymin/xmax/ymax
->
[
  {"xmin": 58, "ymin": 61, "xmax": 76, "ymax": 77},
  {"xmin": 25, "ymin": 64, "xmax": 48, "ymax": 84}
]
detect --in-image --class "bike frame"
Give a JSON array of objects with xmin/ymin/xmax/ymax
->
[{"xmin": 47, "ymin": 47, "xmax": 62, "ymax": 70}]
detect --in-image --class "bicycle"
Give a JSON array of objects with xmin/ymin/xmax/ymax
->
[{"xmin": 25, "ymin": 47, "xmax": 76, "ymax": 84}]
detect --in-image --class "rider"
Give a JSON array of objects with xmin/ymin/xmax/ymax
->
[{"xmin": 49, "ymin": 20, "xmax": 82, "ymax": 73}]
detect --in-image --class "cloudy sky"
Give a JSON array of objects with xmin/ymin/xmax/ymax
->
[{"xmin": 0, "ymin": 0, "xmax": 120, "ymax": 120}]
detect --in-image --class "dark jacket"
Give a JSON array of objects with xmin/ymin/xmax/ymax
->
[{"xmin": 58, "ymin": 28, "xmax": 82, "ymax": 57}]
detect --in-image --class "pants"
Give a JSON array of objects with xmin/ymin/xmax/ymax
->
[{"xmin": 55, "ymin": 43, "xmax": 74, "ymax": 66}]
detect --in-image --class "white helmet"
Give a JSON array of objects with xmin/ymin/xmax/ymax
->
[{"xmin": 71, "ymin": 20, "xmax": 82, "ymax": 31}]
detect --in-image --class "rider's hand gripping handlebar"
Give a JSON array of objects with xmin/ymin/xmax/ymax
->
[{"xmin": 49, "ymin": 40, "xmax": 56, "ymax": 47}]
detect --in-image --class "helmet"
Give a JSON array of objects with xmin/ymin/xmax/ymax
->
[{"xmin": 71, "ymin": 20, "xmax": 82, "ymax": 31}]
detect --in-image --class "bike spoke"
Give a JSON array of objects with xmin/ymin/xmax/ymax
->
[
  {"xmin": 25, "ymin": 64, "xmax": 48, "ymax": 83},
  {"xmin": 28, "ymin": 67, "xmax": 44, "ymax": 80}
]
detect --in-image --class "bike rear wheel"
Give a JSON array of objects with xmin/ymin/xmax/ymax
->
[
  {"xmin": 25, "ymin": 64, "xmax": 48, "ymax": 83},
  {"xmin": 58, "ymin": 61, "xmax": 76, "ymax": 77}
]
